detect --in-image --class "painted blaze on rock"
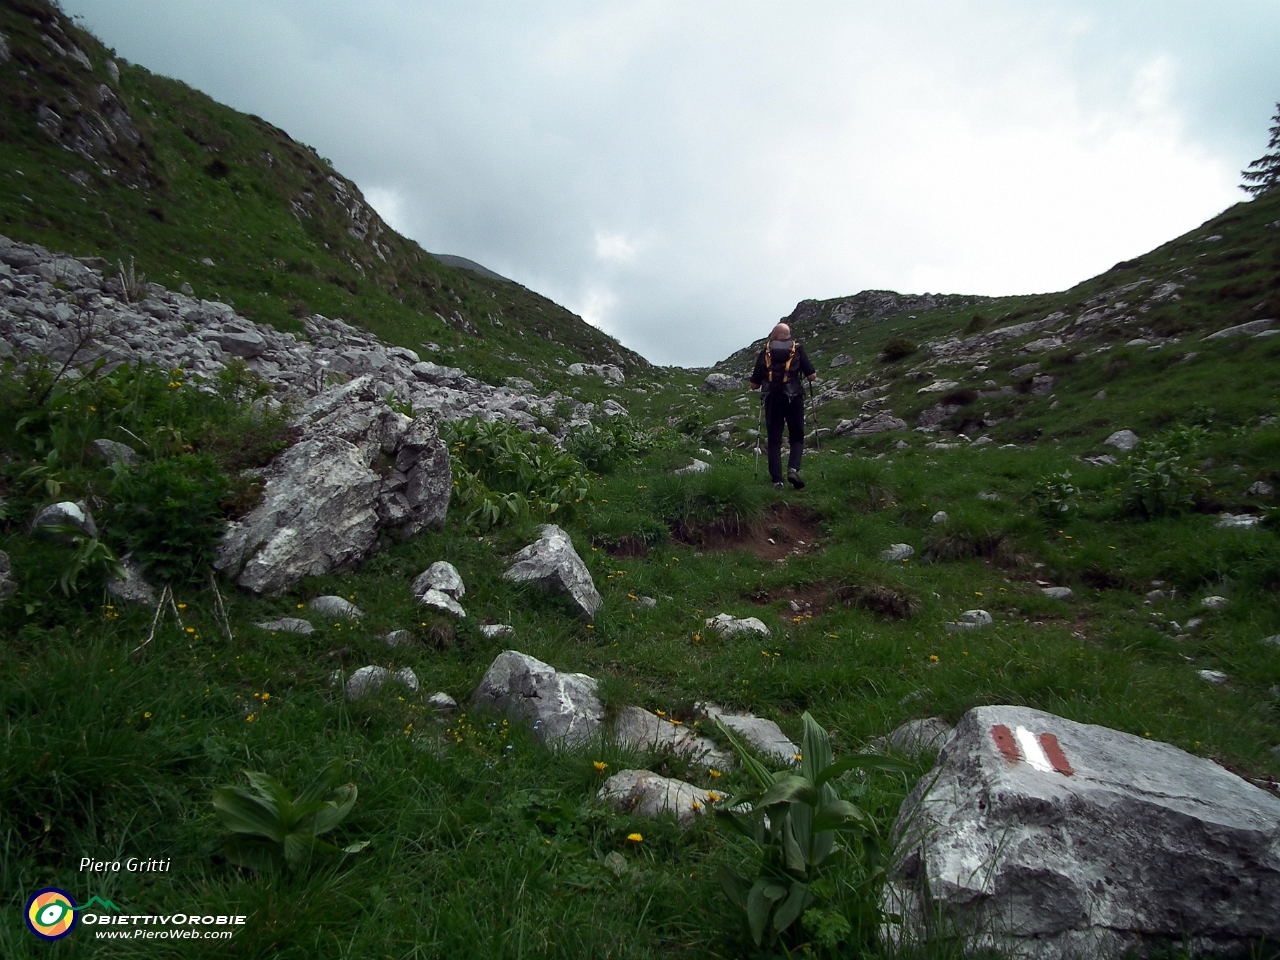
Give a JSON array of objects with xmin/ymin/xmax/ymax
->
[{"xmin": 883, "ymin": 705, "xmax": 1280, "ymax": 960}]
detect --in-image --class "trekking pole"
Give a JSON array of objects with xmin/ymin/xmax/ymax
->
[
  {"xmin": 808, "ymin": 379, "xmax": 825, "ymax": 480},
  {"xmin": 753, "ymin": 390, "xmax": 764, "ymax": 480}
]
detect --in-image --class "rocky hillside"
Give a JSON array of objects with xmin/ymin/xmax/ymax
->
[
  {"xmin": 710, "ymin": 187, "xmax": 1280, "ymax": 452},
  {"xmin": 0, "ymin": 0, "xmax": 648, "ymax": 387}
]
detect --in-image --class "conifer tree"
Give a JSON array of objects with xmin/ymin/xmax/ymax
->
[{"xmin": 1241, "ymin": 102, "xmax": 1280, "ymax": 197}]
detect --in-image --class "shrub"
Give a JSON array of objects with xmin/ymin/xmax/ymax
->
[
  {"xmin": 1030, "ymin": 470, "xmax": 1080, "ymax": 520},
  {"xmin": 964, "ymin": 313, "xmax": 988, "ymax": 334},
  {"xmin": 106, "ymin": 455, "xmax": 230, "ymax": 583},
  {"xmin": 1114, "ymin": 428, "xmax": 1208, "ymax": 520},
  {"xmin": 878, "ymin": 337, "xmax": 917, "ymax": 363},
  {"xmin": 563, "ymin": 419, "xmax": 652, "ymax": 473}
]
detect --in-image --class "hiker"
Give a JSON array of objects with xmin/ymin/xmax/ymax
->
[{"xmin": 750, "ymin": 322, "xmax": 817, "ymax": 490}]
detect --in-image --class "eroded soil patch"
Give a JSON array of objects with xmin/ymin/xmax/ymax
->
[{"xmin": 673, "ymin": 503, "xmax": 822, "ymax": 562}]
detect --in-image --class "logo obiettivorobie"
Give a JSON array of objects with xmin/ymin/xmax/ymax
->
[{"xmin": 25, "ymin": 888, "xmax": 77, "ymax": 940}]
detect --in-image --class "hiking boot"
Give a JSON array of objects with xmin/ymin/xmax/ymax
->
[
  {"xmin": 788, "ymin": 468, "xmax": 805, "ymax": 490},
  {"xmin": 773, "ymin": 481, "xmax": 785, "ymax": 491}
]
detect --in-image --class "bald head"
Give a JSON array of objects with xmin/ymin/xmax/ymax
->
[{"xmin": 771, "ymin": 323, "xmax": 792, "ymax": 341}]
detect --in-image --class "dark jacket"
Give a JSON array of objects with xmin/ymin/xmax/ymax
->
[{"xmin": 750, "ymin": 339, "xmax": 816, "ymax": 398}]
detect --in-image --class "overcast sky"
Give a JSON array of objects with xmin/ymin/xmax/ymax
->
[{"xmin": 63, "ymin": 1, "xmax": 1280, "ymax": 366}]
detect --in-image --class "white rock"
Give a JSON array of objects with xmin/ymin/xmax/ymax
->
[
  {"xmin": 1204, "ymin": 318, "xmax": 1275, "ymax": 340},
  {"xmin": 1201, "ymin": 596, "xmax": 1229, "ymax": 611},
  {"xmin": 614, "ymin": 706, "xmax": 734, "ymax": 769},
  {"xmin": 1104, "ymin": 429, "xmax": 1140, "ymax": 453},
  {"xmin": 1198, "ymin": 669, "xmax": 1228, "ymax": 685},
  {"xmin": 598, "ymin": 770, "xmax": 714, "ymax": 826},
  {"xmin": 503, "ymin": 524, "xmax": 602, "ymax": 621},
  {"xmin": 883, "ymin": 704, "xmax": 1280, "ymax": 959},
  {"xmin": 1247, "ymin": 481, "xmax": 1274, "ymax": 497},
  {"xmin": 106, "ymin": 555, "xmax": 157, "ymax": 605},
  {"xmin": 704, "ymin": 612, "xmax": 770, "ymax": 638},
  {"xmin": 945, "ymin": 609, "xmax": 993, "ymax": 633},
  {"xmin": 702, "ymin": 373, "xmax": 741, "ymax": 392},
  {"xmin": 917, "ymin": 380, "xmax": 960, "ymax": 394},
  {"xmin": 674, "ymin": 458, "xmax": 710, "ymax": 475},
  {"xmin": 427, "ymin": 691, "xmax": 458, "ymax": 713},
  {"xmin": 708, "ymin": 711, "xmax": 799, "ymax": 766},
  {"xmin": 308, "ymin": 595, "xmax": 364, "ymax": 619},
  {"xmin": 256, "ymin": 617, "xmax": 314, "ymax": 635},
  {"xmin": 0, "ymin": 550, "xmax": 14, "ymax": 607},
  {"xmin": 931, "ymin": 511, "xmax": 949, "ymax": 523},
  {"xmin": 1262, "ymin": 635, "xmax": 1280, "ymax": 649},
  {"xmin": 874, "ymin": 717, "xmax": 955, "ymax": 758},
  {"xmin": 89, "ymin": 438, "xmax": 137, "ymax": 466},
  {"xmin": 344, "ymin": 666, "xmax": 391, "ymax": 700},
  {"xmin": 471, "ymin": 650, "xmax": 604, "ymax": 748},
  {"xmin": 419, "ymin": 588, "xmax": 466, "ymax": 618},
  {"xmin": 31, "ymin": 500, "xmax": 97, "ymax": 539},
  {"xmin": 411, "ymin": 560, "xmax": 465, "ymax": 599},
  {"xmin": 1041, "ymin": 587, "xmax": 1074, "ymax": 601},
  {"xmin": 391, "ymin": 667, "xmax": 420, "ymax": 693},
  {"xmin": 1216, "ymin": 513, "xmax": 1260, "ymax": 529},
  {"xmin": 382, "ymin": 629, "xmax": 414, "ymax": 648},
  {"xmin": 880, "ymin": 543, "xmax": 915, "ymax": 562}
]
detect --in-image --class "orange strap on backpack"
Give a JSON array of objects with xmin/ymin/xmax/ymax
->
[{"xmin": 764, "ymin": 340, "xmax": 797, "ymax": 383}]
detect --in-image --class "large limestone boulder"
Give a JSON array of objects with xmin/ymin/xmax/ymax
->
[
  {"xmin": 502, "ymin": 525, "xmax": 602, "ymax": 621},
  {"xmin": 598, "ymin": 770, "xmax": 715, "ymax": 826},
  {"xmin": 613, "ymin": 706, "xmax": 733, "ymax": 770},
  {"xmin": 702, "ymin": 373, "xmax": 741, "ymax": 392},
  {"xmin": 471, "ymin": 650, "xmax": 604, "ymax": 748},
  {"xmin": 883, "ymin": 704, "xmax": 1280, "ymax": 960},
  {"xmin": 216, "ymin": 379, "xmax": 450, "ymax": 594}
]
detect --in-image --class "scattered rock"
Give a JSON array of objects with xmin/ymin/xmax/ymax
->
[
  {"xmin": 32, "ymin": 500, "xmax": 97, "ymax": 539},
  {"xmin": 471, "ymin": 650, "xmax": 604, "ymax": 748},
  {"xmin": 427, "ymin": 691, "xmax": 458, "ymax": 713},
  {"xmin": 0, "ymin": 550, "xmax": 15, "ymax": 606},
  {"xmin": 931, "ymin": 511, "xmax": 949, "ymax": 523},
  {"xmin": 917, "ymin": 380, "xmax": 960, "ymax": 394},
  {"xmin": 105, "ymin": 555, "xmax": 157, "ymax": 605},
  {"xmin": 1198, "ymin": 669, "xmax": 1228, "ymax": 685},
  {"xmin": 830, "ymin": 354, "xmax": 853, "ymax": 368},
  {"xmin": 1201, "ymin": 596, "xmax": 1229, "ymax": 611},
  {"xmin": 702, "ymin": 373, "xmax": 741, "ymax": 392},
  {"xmin": 846, "ymin": 413, "xmax": 908, "ymax": 436},
  {"xmin": 674, "ymin": 458, "xmax": 710, "ymax": 475},
  {"xmin": 1104, "ymin": 429, "xmax": 1139, "ymax": 453},
  {"xmin": 613, "ymin": 706, "xmax": 733, "ymax": 770},
  {"xmin": 634, "ymin": 595, "xmax": 657, "ymax": 610},
  {"xmin": 1183, "ymin": 617, "xmax": 1205, "ymax": 634},
  {"xmin": 1010, "ymin": 362, "xmax": 1041, "ymax": 379},
  {"xmin": 89, "ymin": 438, "xmax": 137, "ymax": 466},
  {"xmin": 343, "ymin": 665, "xmax": 418, "ymax": 700},
  {"xmin": 1204, "ymin": 318, "xmax": 1275, "ymax": 340},
  {"xmin": 1041, "ymin": 587, "xmax": 1074, "ymax": 601},
  {"xmin": 502, "ymin": 524, "xmax": 603, "ymax": 621},
  {"xmin": 874, "ymin": 717, "xmax": 955, "ymax": 758},
  {"xmin": 419, "ymin": 588, "xmax": 466, "ymax": 618},
  {"xmin": 1145, "ymin": 589, "xmax": 1167, "ymax": 602},
  {"xmin": 697, "ymin": 703, "xmax": 799, "ymax": 765},
  {"xmin": 1092, "ymin": 390, "xmax": 1108, "ymax": 400},
  {"xmin": 308, "ymin": 595, "xmax": 364, "ymax": 619},
  {"xmin": 880, "ymin": 543, "xmax": 915, "ymax": 562},
  {"xmin": 945, "ymin": 609, "xmax": 992, "ymax": 633},
  {"xmin": 598, "ymin": 770, "xmax": 714, "ymax": 826},
  {"xmin": 382, "ymin": 629, "xmax": 414, "ymax": 648},
  {"xmin": 1247, "ymin": 481, "xmax": 1274, "ymax": 497},
  {"xmin": 704, "ymin": 612, "xmax": 770, "ymax": 638},
  {"xmin": 1262, "ymin": 635, "xmax": 1280, "ymax": 649},
  {"xmin": 976, "ymin": 492, "xmax": 1000, "ymax": 501},
  {"xmin": 411, "ymin": 560, "xmax": 465, "ymax": 599},
  {"xmin": 479, "ymin": 623, "xmax": 514, "ymax": 639},
  {"xmin": 1029, "ymin": 374, "xmax": 1055, "ymax": 396},
  {"xmin": 255, "ymin": 617, "xmax": 314, "ymax": 635},
  {"xmin": 1216, "ymin": 513, "xmax": 1260, "ymax": 529},
  {"xmin": 883, "ymin": 704, "xmax": 1280, "ymax": 960}
]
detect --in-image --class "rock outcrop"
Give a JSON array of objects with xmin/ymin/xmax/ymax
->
[{"xmin": 883, "ymin": 705, "xmax": 1280, "ymax": 960}]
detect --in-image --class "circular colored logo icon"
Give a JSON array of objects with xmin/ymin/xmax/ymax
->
[{"xmin": 25, "ymin": 888, "xmax": 77, "ymax": 941}]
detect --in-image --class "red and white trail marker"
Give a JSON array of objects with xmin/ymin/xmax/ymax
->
[{"xmin": 991, "ymin": 724, "xmax": 1074, "ymax": 776}]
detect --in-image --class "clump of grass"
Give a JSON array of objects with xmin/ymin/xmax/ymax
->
[
  {"xmin": 879, "ymin": 337, "xmax": 917, "ymax": 362},
  {"xmin": 924, "ymin": 516, "xmax": 1028, "ymax": 566},
  {"xmin": 649, "ymin": 470, "xmax": 765, "ymax": 537},
  {"xmin": 840, "ymin": 460, "xmax": 895, "ymax": 511}
]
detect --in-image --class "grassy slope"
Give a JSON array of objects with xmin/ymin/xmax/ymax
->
[
  {"xmin": 0, "ymin": 0, "xmax": 648, "ymax": 388},
  {"xmin": 2, "ymin": 3, "xmax": 1280, "ymax": 958}
]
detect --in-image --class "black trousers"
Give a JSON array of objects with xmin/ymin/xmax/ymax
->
[{"xmin": 764, "ymin": 390, "xmax": 804, "ymax": 482}]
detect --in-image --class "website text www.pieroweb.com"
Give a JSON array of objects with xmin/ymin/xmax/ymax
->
[{"xmin": 24, "ymin": 884, "xmax": 247, "ymax": 943}]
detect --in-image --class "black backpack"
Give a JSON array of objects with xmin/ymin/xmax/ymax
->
[{"xmin": 763, "ymin": 339, "xmax": 803, "ymax": 398}]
